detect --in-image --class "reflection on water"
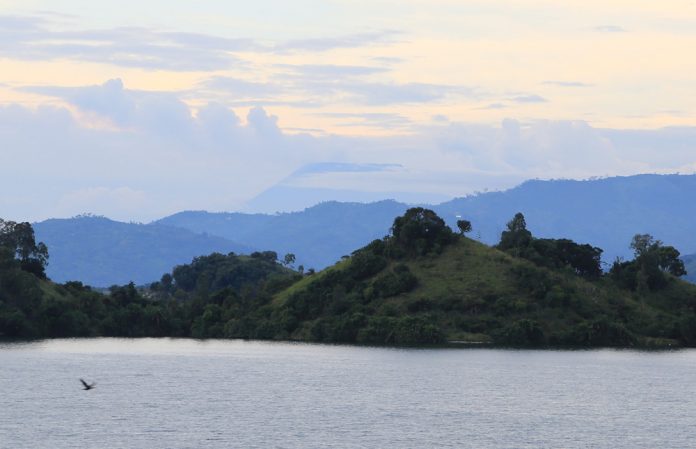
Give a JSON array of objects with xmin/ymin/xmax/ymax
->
[{"xmin": 2, "ymin": 338, "xmax": 696, "ymax": 449}]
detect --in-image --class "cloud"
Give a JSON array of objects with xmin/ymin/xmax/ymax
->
[
  {"xmin": 347, "ymin": 82, "xmax": 465, "ymax": 105},
  {"xmin": 0, "ymin": 15, "xmax": 255, "ymax": 71},
  {"xmin": 274, "ymin": 63, "xmax": 391, "ymax": 79},
  {"xmin": 510, "ymin": 94, "xmax": 547, "ymax": 104},
  {"xmin": 23, "ymin": 79, "xmax": 193, "ymax": 133},
  {"xmin": 246, "ymin": 106, "xmax": 281, "ymax": 138},
  {"xmin": 300, "ymin": 80, "xmax": 474, "ymax": 106},
  {"xmin": 198, "ymin": 71, "xmax": 471, "ymax": 108},
  {"xmin": 0, "ymin": 87, "xmax": 336, "ymax": 221},
  {"xmin": 273, "ymin": 30, "xmax": 400, "ymax": 53},
  {"xmin": 0, "ymin": 15, "xmax": 402, "ymax": 72},
  {"xmin": 479, "ymin": 103, "xmax": 507, "ymax": 110},
  {"xmin": 4, "ymin": 80, "xmax": 696, "ymax": 222}
]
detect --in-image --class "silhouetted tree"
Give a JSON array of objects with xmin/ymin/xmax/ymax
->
[
  {"xmin": 498, "ymin": 212, "xmax": 532, "ymax": 251},
  {"xmin": 0, "ymin": 219, "xmax": 49, "ymax": 278},
  {"xmin": 282, "ymin": 253, "xmax": 296, "ymax": 267},
  {"xmin": 456, "ymin": 219, "xmax": 472, "ymax": 235},
  {"xmin": 390, "ymin": 207, "xmax": 455, "ymax": 256}
]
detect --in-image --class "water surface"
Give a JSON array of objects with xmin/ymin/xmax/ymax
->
[{"xmin": 2, "ymin": 338, "xmax": 695, "ymax": 448}]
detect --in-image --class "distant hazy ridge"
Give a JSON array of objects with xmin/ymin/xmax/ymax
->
[{"xmin": 35, "ymin": 174, "xmax": 696, "ymax": 286}]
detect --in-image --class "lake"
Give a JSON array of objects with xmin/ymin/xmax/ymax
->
[{"xmin": 1, "ymin": 339, "xmax": 695, "ymax": 448}]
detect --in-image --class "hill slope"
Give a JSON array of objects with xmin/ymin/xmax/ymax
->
[
  {"xmin": 263, "ymin": 233, "xmax": 696, "ymax": 346},
  {"xmin": 34, "ymin": 216, "xmax": 254, "ymax": 286}
]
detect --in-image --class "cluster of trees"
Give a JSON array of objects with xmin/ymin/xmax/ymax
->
[
  {"xmin": 0, "ymin": 219, "xmax": 49, "ymax": 278},
  {"xmin": 496, "ymin": 211, "xmax": 687, "ymax": 292},
  {"xmin": 2, "ymin": 209, "xmax": 695, "ymax": 347},
  {"xmin": 610, "ymin": 234, "xmax": 686, "ymax": 291},
  {"xmin": 498, "ymin": 213, "xmax": 603, "ymax": 278}
]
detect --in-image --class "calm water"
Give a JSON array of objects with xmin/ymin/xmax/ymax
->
[{"xmin": 1, "ymin": 339, "xmax": 695, "ymax": 449}]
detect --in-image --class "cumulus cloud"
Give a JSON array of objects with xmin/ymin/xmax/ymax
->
[
  {"xmin": 3, "ymin": 80, "xmax": 696, "ymax": 222},
  {"xmin": 23, "ymin": 79, "xmax": 193, "ymax": 133},
  {"xmin": 0, "ymin": 86, "xmax": 334, "ymax": 221}
]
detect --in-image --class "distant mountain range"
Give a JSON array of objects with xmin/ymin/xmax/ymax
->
[
  {"xmin": 33, "ymin": 174, "xmax": 696, "ymax": 286},
  {"xmin": 436, "ymin": 174, "xmax": 696, "ymax": 264},
  {"xmin": 155, "ymin": 200, "xmax": 410, "ymax": 270},
  {"xmin": 34, "ymin": 216, "xmax": 253, "ymax": 286}
]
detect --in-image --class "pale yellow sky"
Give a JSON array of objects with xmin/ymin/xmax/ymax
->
[
  {"xmin": 1, "ymin": 0, "xmax": 695, "ymax": 134},
  {"xmin": 2, "ymin": 1, "xmax": 696, "ymax": 221}
]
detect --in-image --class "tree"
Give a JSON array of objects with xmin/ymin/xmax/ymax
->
[
  {"xmin": 390, "ymin": 208, "xmax": 455, "ymax": 256},
  {"xmin": 630, "ymin": 233, "xmax": 685, "ymax": 276},
  {"xmin": 498, "ymin": 212, "xmax": 532, "ymax": 251},
  {"xmin": 0, "ymin": 219, "xmax": 49, "ymax": 278},
  {"xmin": 630, "ymin": 234, "xmax": 657, "ymax": 257},
  {"xmin": 611, "ymin": 233, "xmax": 686, "ymax": 290},
  {"xmin": 282, "ymin": 253, "xmax": 296, "ymax": 268},
  {"xmin": 456, "ymin": 219, "xmax": 472, "ymax": 235}
]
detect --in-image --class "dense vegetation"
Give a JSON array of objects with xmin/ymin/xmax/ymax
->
[
  {"xmin": 34, "ymin": 215, "xmax": 253, "ymax": 286},
  {"xmin": 4, "ymin": 208, "xmax": 696, "ymax": 347},
  {"xmin": 0, "ymin": 220, "xmax": 298, "ymax": 339}
]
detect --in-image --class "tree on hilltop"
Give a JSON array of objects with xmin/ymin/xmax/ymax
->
[{"xmin": 0, "ymin": 219, "xmax": 49, "ymax": 278}]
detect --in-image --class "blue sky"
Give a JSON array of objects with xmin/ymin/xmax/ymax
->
[{"xmin": 1, "ymin": 1, "xmax": 695, "ymax": 221}]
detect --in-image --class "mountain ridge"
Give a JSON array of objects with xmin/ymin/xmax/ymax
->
[{"xmin": 33, "ymin": 173, "xmax": 696, "ymax": 286}]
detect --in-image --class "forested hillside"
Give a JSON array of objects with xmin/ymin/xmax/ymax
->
[
  {"xmin": 4, "ymin": 210, "xmax": 696, "ymax": 347},
  {"xmin": 34, "ymin": 216, "xmax": 254, "ymax": 286}
]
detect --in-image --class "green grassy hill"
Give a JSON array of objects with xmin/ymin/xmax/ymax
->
[{"xmin": 264, "ymin": 213, "xmax": 696, "ymax": 347}]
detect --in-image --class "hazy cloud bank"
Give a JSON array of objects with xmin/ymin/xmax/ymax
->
[{"xmin": 3, "ymin": 80, "xmax": 696, "ymax": 222}]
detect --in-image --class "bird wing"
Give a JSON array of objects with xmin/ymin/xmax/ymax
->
[{"xmin": 80, "ymin": 378, "xmax": 89, "ymax": 388}]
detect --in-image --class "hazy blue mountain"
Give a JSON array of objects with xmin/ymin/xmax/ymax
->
[
  {"xmin": 243, "ymin": 185, "xmax": 450, "ymax": 214},
  {"xmin": 159, "ymin": 174, "xmax": 696, "ymax": 273},
  {"xmin": 34, "ymin": 216, "xmax": 254, "ymax": 286},
  {"xmin": 682, "ymin": 254, "xmax": 696, "ymax": 283},
  {"xmin": 435, "ymin": 174, "xmax": 696, "ymax": 264},
  {"xmin": 155, "ymin": 200, "xmax": 410, "ymax": 270},
  {"xmin": 241, "ymin": 162, "xmax": 450, "ymax": 214},
  {"xmin": 34, "ymin": 174, "xmax": 696, "ymax": 287}
]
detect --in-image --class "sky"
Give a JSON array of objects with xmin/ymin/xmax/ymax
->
[{"xmin": 1, "ymin": 0, "xmax": 696, "ymax": 221}]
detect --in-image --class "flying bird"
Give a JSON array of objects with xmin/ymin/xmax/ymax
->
[{"xmin": 80, "ymin": 379, "xmax": 96, "ymax": 390}]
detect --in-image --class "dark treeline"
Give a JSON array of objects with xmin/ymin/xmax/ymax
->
[
  {"xmin": 2, "ymin": 210, "xmax": 696, "ymax": 347},
  {"xmin": 0, "ymin": 217, "xmax": 299, "ymax": 338}
]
